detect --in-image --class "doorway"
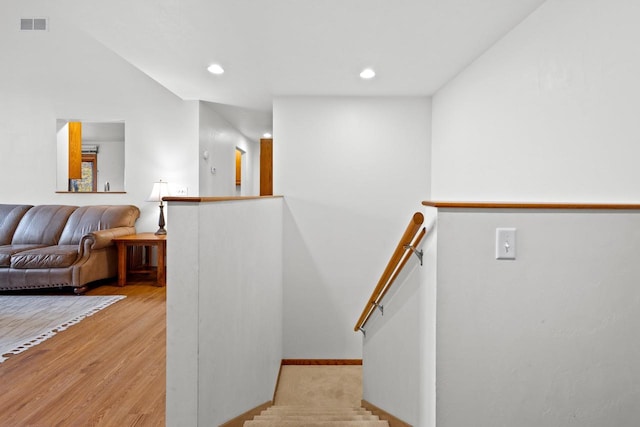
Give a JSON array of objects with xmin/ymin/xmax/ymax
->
[{"xmin": 235, "ymin": 147, "xmax": 245, "ymax": 196}]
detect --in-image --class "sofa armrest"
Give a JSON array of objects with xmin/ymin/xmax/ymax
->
[{"xmin": 81, "ymin": 227, "xmax": 137, "ymax": 252}]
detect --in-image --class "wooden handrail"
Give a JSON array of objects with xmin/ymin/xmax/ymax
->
[
  {"xmin": 422, "ymin": 201, "xmax": 640, "ymax": 210},
  {"xmin": 354, "ymin": 212, "xmax": 425, "ymax": 332}
]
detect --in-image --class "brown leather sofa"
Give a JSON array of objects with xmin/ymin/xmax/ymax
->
[{"xmin": 0, "ymin": 204, "xmax": 139, "ymax": 294}]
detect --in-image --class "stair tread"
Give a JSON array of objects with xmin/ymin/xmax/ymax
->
[
  {"xmin": 244, "ymin": 405, "xmax": 390, "ymax": 427},
  {"xmin": 266, "ymin": 406, "xmax": 365, "ymax": 410},
  {"xmin": 254, "ymin": 415, "xmax": 379, "ymax": 421},
  {"xmin": 244, "ymin": 421, "xmax": 389, "ymax": 427},
  {"xmin": 262, "ymin": 409, "xmax": 372, "ymax": 415}
]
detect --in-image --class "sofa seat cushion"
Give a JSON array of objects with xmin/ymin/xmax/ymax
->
[
  {"xmin": 0, "ymin": 244, "xmax": 48, "ymax": 267},
  {"xmin": 11, "ymin": 245, "xmax": 79, "ymax": 269}
]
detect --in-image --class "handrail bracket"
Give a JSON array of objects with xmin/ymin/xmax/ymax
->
[
  {"xmin": 359, "ymin": 327, "xmax": 366, "ymax": 337},
  {"xmin": 404, "ymin": 244, "xmax": 424, "ymax": 266},
  {"xmin": 372, "ymin": 301, "xmax": 384, "ymax": 316}
]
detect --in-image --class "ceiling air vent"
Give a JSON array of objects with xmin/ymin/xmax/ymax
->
[
  {"xmin": 82, "ymin": 145, "xmax": 99, "ymax": 154},
  {"xmin": 20, "ymin": 18, "xmax": 48, "ymax": 31}
]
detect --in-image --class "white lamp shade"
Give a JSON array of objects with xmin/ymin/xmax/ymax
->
[{"xmin": 147, "ymin": 180, "xmax": 170, "ymax": 202}]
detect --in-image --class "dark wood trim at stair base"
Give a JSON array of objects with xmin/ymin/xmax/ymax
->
[
  {"xmin": 281, "ymin": 359, "xmax": 363, "ymax": 365},
  {"xmin": 219, "ymin": 401, "xmax": 272, "ymax": 427},
  {"xmin": 362, "ymin": 400, "xmax": 413, "ymax": 427},
  {"xmin": 273, "ymin": 364, "xmax": 283, "ymax": 403}
]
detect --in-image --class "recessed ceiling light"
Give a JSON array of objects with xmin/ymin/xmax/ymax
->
[
  {"xmin": 207, "ymin": 63, "xmax": 225, "ymax": 75},
  {"xmin": 360, "ymin": 68, "xmax": 376, "ymax": 79}
]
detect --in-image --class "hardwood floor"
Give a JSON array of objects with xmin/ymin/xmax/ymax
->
[{"xmin": 0, "ymin": 280, "xmax": 166, "ymax": 427}]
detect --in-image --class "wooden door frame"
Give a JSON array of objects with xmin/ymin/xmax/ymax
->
[{"xmin": 260, "ymin": 138, "xmax": 273, "ymax": 196}]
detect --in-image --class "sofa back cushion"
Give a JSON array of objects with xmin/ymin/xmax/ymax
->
[
  {"xmin": 0, "ymin": 204, "xmax": 32, "ymax": 245},
  {"xmin": 11, "ymin": 205, "xmax": 78, "ymax": 245},
  {"xmin": 59, "ymin": 205, "xmax": 140, "ymax": 245}
]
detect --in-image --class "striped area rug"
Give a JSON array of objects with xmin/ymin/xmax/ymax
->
[{"xmin": 0, "ymin": 295, "xmax": 125, "ymax": 363}]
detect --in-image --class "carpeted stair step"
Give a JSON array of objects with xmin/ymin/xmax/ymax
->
[
  {"xmin": 261, "ymin": 406, "xmax": 372, "ymax": 415},
  {"xmin": 253, "ymin": 414, "xmax": 380, "ymax": 421},
  {"xmin": 244, "ymin": 405, "xmax": 390, "ymax": 427},
  {"xmin": 261, "ymin": 405, "xmax": 367, "ymax": 410},
  {"xmin": 243, "ymin": 365, "xmax": 390, "ymax": 427},
  {"xmin": 244, "ymin": 421, "xmax": 389, "ymax": 427}
]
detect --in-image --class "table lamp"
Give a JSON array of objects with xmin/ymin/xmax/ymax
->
[{"xmin": 147, "ymin": 180, "xmax": 169, "ymax": 235}]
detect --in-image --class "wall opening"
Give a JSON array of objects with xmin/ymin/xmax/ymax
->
[{"xmin": 235, "ymin": 147, "xmax": 245, "ymax": 196}]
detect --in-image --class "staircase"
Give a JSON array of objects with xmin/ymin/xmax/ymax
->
[{"xmin": 243, "ymin": 365, "xmax": 390, "ymax": 427}]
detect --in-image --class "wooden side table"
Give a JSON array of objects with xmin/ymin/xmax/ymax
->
[{"xmin": 112, "ymin": 233, "xmax": 167, "ymax": 286}]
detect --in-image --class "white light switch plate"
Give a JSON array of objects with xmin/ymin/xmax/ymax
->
[{"xmin": 496, "ymin": 228, "xmax": 516, "ymax": 260}]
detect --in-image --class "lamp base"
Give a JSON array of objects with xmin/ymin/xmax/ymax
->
[{"xmin": 156, "ymin": 204, "xmax": 167, "ymax": 235}]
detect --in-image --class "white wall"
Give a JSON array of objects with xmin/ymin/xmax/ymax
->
[
  {"xmin": 435, "ymin": 208, "xmax": 640, "ymax": 427},
  {"xmin": 362, "ymin": 207, "xmax": 437, "ymax": 426},
  {"xmin": 56, "ymin": 123, "xmax": 70, "ymax": 191},
  {"xmin": 0, "ymin": 2, "xmax": 199, "ymax": 232},
  {"xmin": 199, "ymin": 101, "xmax": 259, "ymax": 197},
  {"xmin": 363, "ymin": 259, "xmax": 422, "ymax": 423},
  {"xmin": 274, "ymin": 96, "xmax": 431, "ymax": 358},
  {"xmin": 432, "ymin": 0, "xmax": 640, "ymax": 202},
  {"xmin": 95, "ymin": 138, "xmax": 125, "ymax": 192},
  {"xmin": 166, "ymin": 198, "xmax": 283, "ymax": 426},
  {"xmin": 425, "ymin": 2, "xmax": 640, "ymax": 425}
]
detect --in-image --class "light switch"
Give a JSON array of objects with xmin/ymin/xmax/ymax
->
[{"xmin": 496, "ymin": 228, "xmax": 516, "ymax": 260}]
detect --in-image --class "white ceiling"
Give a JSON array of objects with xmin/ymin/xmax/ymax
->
[{"xmin": 67, "ymin": 0, "xmax": 547, "ymax": 140}]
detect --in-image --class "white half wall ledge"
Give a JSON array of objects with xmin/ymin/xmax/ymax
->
[
  {"xmin": 422, "ymin": 201, "xmax": 640, "ymax": 210},
  {"xmin": 433, "ymin": 206, "xmax": 640, "ymax": 427},
  {"xmin": 166, "ymin": 197, "xmax": 283, "ymax": 426},
  {"xmin": 164, "ymin": 195, "xmax": 283, "ymax": 203}
]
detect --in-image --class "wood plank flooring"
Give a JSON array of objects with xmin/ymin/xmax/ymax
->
[{"xmin": 0, "ymin": 281, "xmax": 166, "ymax": 427}]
